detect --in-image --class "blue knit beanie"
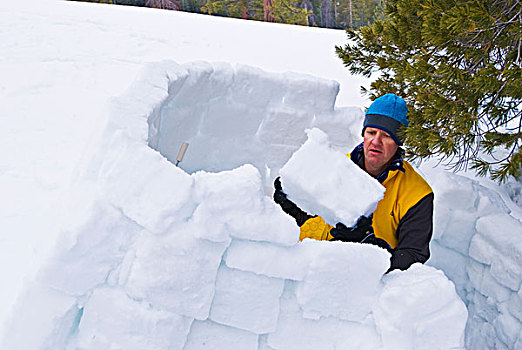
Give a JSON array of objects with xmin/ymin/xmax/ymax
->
[{"xmin": 362, "ymin": 93, "xmax": 409, "ymax": 145}]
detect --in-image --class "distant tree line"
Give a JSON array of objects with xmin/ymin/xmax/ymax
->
[{"xmin": 68, "ymin": 0, "xmax": 384, "ymax": 28}]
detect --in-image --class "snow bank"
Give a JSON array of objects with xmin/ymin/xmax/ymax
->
[{"xmin": 1, "ymin": 62, "xmax": 467, "ymax": 349}]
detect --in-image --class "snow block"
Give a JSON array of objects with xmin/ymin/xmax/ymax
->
[
  {"xmin": 40, "ymin": 202, "xmax": 140, "ymax": 295},
  {"xmin": 427, "ymin": 241, "xmax": 469, "ymax": 300},
  {"xmin": 76, "ymin": 288, "xmax": 192, "ymax": 350},
  {"xmin": 280, "ymin": 71, "xmax": 339, "ymax": 113},
  {"xmin": 493, "ymin": 309, "xmax": 522, "ymax": 348},
  {"xmin": 475, "ymin": 214, "xmax": 522, "ymax": 264},
  {"xmin": 311, "ymin": 106, "xmax": 363, "ymax": 149},
  {"xmin": 295, "ymin": 239, "xmax": 389, "ymax": 321},
  {"xmin": 184, "ymin": 320, "xmax": 258, "ymax": 350},
  {"xmin": 469, "ymin": 285, "xmax": 501, "ymax": 323},
  {"xmin": 201, "ymin": 99, "xmax": 264, "ymax": 138},
  {"xmin": 192, "ymin": 164, "xmax": 298, "ymax": 246},
  {"xmin": 431, "ymin": 171, "xmax": 478, "ymax": 212},
  {"xmin": 475, "ymin": 188, "xmax": 511, "ymax": 217},
  {"xmin": 168, "ymin": 61, "xmax": 230, "ymax": 106},
  {"xmin": 465, "ymin": 310, "xmax": 498, "ymax": 350},
  {"xmin": 471, "ymin": 214, "xmax": 522, "ymax": 291},
  {"xmin": 110, "ymin": 60, "xmax": 186, "ymax": 143},
  {"xmin": 508, "ymin": 289, "xmax": 522, "ymax": 323},
  {"xmin": 265, "ymin": 144, "xmax": 299, "ymax": 172},
  {"xmin": 279, "ymin": 128, "xmax": 384, "ymax": 227},
  {"xmin": 225, "ymin": 240, "xmax": 310, "ymax": 281},
  {"xmin": 210, "ymin": 266, "xmax": 284, "ymax": 334},
  {"xmin": 191, "ymin": 164, "xmax": 265, "ymax": 229},
  {"xmin": 226, "ymin": 199, "xmax": 299, "ymax": 246},
  {"xmin": 125, "ymin": 223, "xmax": 229, "ymax": 320},
  {"xmin": 99, "ymin": 136, "xmax": 195, "ymax": 233},
  {"xmin": 228, "ymin": 65, "xmax": 287, "ymax": 109},
  {"xmin": 257, "ymin": 106, "xmax": 312, "ymax": 146},
  {"xmin": 434, "ymin": 208, "xmax": 477, "ymax": 255},
  {"xmin": 268, "ymin": 282, "xmax": 381, "ymax": 350},
  {"xmin": 373, "ymin": 264, "xmax": 467, "ymax": 350}
]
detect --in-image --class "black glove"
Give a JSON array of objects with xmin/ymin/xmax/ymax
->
[
  {"xmin": 362, "ymin": 234, "xmax": 393, "ymax": 253},
  {"xmin": 273, "ymin": 177, "xmax": 313, "ymax": 226},
  {"xmin": 330, "ymin": 215, "xmax": 392, "ymax": 252},
  {"xmin": 329, "ymin": 215, "xmax": 373, "ymax": 242}
]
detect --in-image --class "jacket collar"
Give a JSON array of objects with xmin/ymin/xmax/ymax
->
[{"xmin": 350, "ymin": 142, "xmax": 405, "ymax": 183}]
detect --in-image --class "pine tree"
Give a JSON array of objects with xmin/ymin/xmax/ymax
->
[
  {"xmin": 336, "ymin": 0, "xmax": 522, "ymax": 182},
  {"xmin": 268, "ymin": 0, "xmax": 310, "ymax": 24},
  {"xmin": 201, "ymin": 0, "xmax": 250, "ymax": 18},
  {"xmin": 202, "ymin": 0, "xmax": 308, "ymax": 23}
]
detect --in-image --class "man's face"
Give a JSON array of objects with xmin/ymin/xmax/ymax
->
[{"xmin": 363, "ymin": 127, "xmax": 399, "ymax": 177}]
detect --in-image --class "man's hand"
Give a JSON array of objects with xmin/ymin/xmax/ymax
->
[
  {"xmin": 329, "ymin": 215, "xmax": 374, "ymax": 242},
  {"xmin": 272, "ymin": 177, "xmax": 312, "ymax": 227},
  {"xmin": 273, "ymin": 177, "xmax": 287, "ymax": 204},
  {"xmin": 330, "ymin": 215, "xmax": 392, "ymax": 252}
]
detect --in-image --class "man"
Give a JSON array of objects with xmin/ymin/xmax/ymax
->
[{"xmin": 274, "ymin": 93, "xmax": 433, "ymax": 271}]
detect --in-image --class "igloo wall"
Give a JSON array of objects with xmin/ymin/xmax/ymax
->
[
  {"xmin": 145, "ymin": 61, "xmax": 522, "ymax": 349},
  {"xmin": 146, "ymin": 61, "xmax": 363, "ymax": 180},
  {"xmin": 3, "ymin": 60, "xmax": 521, "ymax": 350},
  {"xmin": 426, "ymin": 169, "xmax": 522, "ymax": 349}
]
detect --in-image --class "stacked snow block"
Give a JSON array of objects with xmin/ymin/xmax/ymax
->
[
  {"xmin": 2, "ymin": 62, "xmax": 469, "ymax": 350},
  {"xmin": 427, "ymin": 169, "xmax": 522, "ymax": 350}
]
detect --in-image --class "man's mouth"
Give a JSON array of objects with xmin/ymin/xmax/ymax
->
[{"xmin": 369, "ymin": 149, "xmax": 383, "ymax": 154}]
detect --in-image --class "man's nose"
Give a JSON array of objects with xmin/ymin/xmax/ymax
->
[{"xmin": 371, "ymin": 133, "xmax": 383, "ymax": 145}]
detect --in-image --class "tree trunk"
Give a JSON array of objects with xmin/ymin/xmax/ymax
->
[
  {"xmin": 349, "ymin": 0, "xmax": 353, "ymax": 28},
  {"xmin": 321, "ymin": 0, "xmax": 333, "ymax": 28},
  {"xmin": 303, "ymin": 0, "xmax": 313, "ymax": 26},
  {"xmin": 145, "ymin": 0, "xmax": 180, "ymax": 10},
  {"xmin": 263, "ymin": 0, "xmax": 275, "ymax": 22},
  {"xmin": 241, "ymin": 0, "xmax": 248, "ymax": 19}
]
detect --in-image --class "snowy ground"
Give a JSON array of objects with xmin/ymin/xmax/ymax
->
[{"xmin": 1, "ymin": 1, "xmax": 522, "ymax": 349}]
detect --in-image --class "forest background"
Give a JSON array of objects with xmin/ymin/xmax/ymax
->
[{"xmin": 70, "ymin": 0, "xmax": 383, "ymax": 29}]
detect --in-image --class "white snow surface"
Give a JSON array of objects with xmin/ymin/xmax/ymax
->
[{"xmin": 1, "ymin": 1, "xmax": 522, "ymax": 349}]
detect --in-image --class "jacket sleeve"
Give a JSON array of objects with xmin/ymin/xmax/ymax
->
[{"xmin": 389, "ymin": 193, "xmax": 434, "ymax": 272}]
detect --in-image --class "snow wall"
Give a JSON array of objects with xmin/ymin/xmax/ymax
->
[{"xmin": 2, "ymin": 61, "xmax": 521, "ymax": 349}]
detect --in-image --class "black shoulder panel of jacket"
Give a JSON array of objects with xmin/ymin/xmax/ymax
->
[{"xmin": 389, "ymin": 192, "xmax": 434, "ymax": 272}]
